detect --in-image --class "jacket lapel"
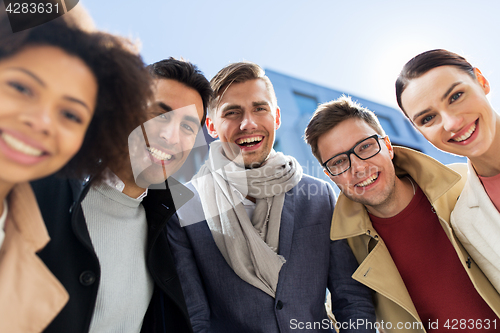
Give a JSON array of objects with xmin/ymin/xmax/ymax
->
[
  {"xmin": 464, "ymin": 160, "xmax": 482, "ymax": 209},
  {"xmin": 277, "ymin": 190, "xmax": 296, "ymax": 263}
]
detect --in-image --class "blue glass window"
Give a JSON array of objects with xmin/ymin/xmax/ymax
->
[
  {"xmin": 377, "ymin": 115, "xmax": 398, "ymax": 136},
  {"xmin": 293, "ymin": 92, "xmax": 318, "ymax": 115}
]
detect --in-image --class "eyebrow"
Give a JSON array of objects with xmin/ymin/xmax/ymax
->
[
  {"xmin": 411, "ymin": 81, "xmax": 463, "ymax": 123},
  {"xmin": 441, "ymin": 82, "xmax": 462, "ymax": 101},
  {"xmin": 9, "ymin": 67, "xmax": 92, "ymax": 112},
  {"xmin": 155, "ymin": 102, "xmax": 200, "ymax": 125},
  {"xmin": 326, "ymin": 134, "xmax": 377, "ymax": 162},
  {"xmin": 412, "ymin": 108, "xmax": 432, "ymax": 123},
  {"xmin": 221, "ymin": 103, "xmax": 242, "ymax": 113},
  {"xmin": 156, "ymin": 102, "xmax": 173, "ymax": 113},
  {"xmin": 252, "ymin": 101, "xmax": 271, "ymax": 107},
  {"xmin": 63, "ymin": 96, "xmax": 93, "ymax": 112},
  {"xmin": 7, "ymin": 67, "xmax": 46, "ymax": 87},
  {"xmin": 183, "ymin": 114, "xmax": 201, "ymax": 126}
]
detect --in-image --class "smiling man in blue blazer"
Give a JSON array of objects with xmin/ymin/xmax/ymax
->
[{"xmin": 167, "ymin": 61, "xmax": 376, "ymax": 333}]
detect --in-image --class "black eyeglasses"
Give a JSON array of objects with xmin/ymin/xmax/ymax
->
[{"xmin": 322, "ymin": 134, "xmax": 385, "ymax": 176}]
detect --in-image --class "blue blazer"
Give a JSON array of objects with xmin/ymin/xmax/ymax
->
[{"xmin": 167, "ymin": 174, "xmax": 375, "ymax": 333}]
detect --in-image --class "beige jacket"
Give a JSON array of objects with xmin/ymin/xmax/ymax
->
[
  {"xmin": 330, "ymin": 147, "xmax": 500, "ymax": 332},
  {"xmin": 0, "ymin": 183, "xmax": 68, "ymax": 333},
  {"xmin": 451, "ymin": 159, "xmax": 500, "ymax": 294}
]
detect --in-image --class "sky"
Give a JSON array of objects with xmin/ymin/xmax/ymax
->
[{"xmin": 80, "ymin": 0, "xmax": 500, "ymax": 111}]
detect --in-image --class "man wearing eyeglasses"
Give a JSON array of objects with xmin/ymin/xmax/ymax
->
[
  {"xmin": 305, "ymin": 96, "xmax": 500, "ymax": 332},
  {"xmin": 167, "ymin": 62, "xmax": 377, "ymax": 333}
]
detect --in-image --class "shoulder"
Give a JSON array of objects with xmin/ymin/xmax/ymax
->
[
  {"xmin": 31, "ymin": 175, "xmax": 71, "ymax": 196},
  {"xmin": 437, "ymin": 162, "xmax": 468, "ymax": 206},
  {"xmin": 294, "ymin": 174, "xmax": 335, "ymax": 194},
  {"xmin": 453, "ymin": 162, "xmax": 491, "ymax": 213},
  {"xmin": 173, "ymin": 182, "xmax": 206, "ymax": 228},
  {"xmin": 447, "ymin": 162, "xmax": 468, "ymax": 178},
  {"xmin": 296, "ymin": 174, "xmax": 331, "ymax": 188},
  {"xmin": 289, "ymin": 174, "xmax": 336, "ymax": 207}
]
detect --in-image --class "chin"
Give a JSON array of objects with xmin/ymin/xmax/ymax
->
[
  {"xmin": 136, "ymin": 169, "xmax": 168, "ymax": 187},
  {"xmin": 243, "ymin": 161, "xmax": 263, "ymax": 169}
]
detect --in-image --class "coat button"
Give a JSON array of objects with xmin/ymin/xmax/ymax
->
[
  {"xmin": 276, "ymin": 300, "xmax": 283, "ymax": 310},
  {"xmin": 79, "ymin": 271, "xmax": 96, "ymax": 286}
]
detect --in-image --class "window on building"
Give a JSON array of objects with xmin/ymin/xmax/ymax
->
[
  {"xmin": 377, "ymin": 115, "xmax": 398, "ymax": 136},
  {"xmin": 293, "ymin": 92, "xmax": 318, "ymax": 115}
]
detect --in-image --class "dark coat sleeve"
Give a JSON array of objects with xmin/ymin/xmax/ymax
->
[
  {"xmin": 167, "ymin": 212, "xmax": 211, "ymax": 333},
  {"xmin": 325, "ymin": 183, "xmax": 377, "ymax": 333}
]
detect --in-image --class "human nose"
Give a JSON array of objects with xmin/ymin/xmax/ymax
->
[
  {"xmin": 349, "ymin": 153, "xmax": 369, "ymax": 176},
  {"xmin": 19, "ymin": 104, "xmax": 54, "ymax": 136},
  {"xmin": 442, "ymin": 111, "xmax": 464, "ymax": 133},
  {"xmin": 159, "ymin": 121, "xmax": 180, "ymax": 146},
  {"xmin": 240, "ymin": 112, "xmax": 257, "ymax": 131}
]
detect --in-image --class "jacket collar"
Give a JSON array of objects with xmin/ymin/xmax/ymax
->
[
  {"xmin": 8, "ymin": 183, "xmax": 51, "ymax": 251},
  {"xmin": 331, "ymin": 147, "xmax": 462, "ymax": 240},
  {"xmin": 463, "ymin": 159, "xmax": 482, "ymax": 208},
  {"xmin": 142, "ymin": 177, "xmax": 194, "ymax": 221}
]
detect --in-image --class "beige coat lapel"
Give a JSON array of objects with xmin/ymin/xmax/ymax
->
[{"xmin": 0, "ymin": 183, "xmax": 68, "ymax": 333}]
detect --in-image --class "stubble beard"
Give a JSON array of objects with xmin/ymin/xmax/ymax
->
[
  {"xmin": 343, "ymin": 172, "xmax": 397, "ymax": 212},
  {"xmin": 243, "ymin": 144, "xmax": 271, "ymax": 169}
]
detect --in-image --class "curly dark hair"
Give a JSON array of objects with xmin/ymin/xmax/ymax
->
[{"xmin": 0, "ymin": 10, "xmax": 151, "ymax": 183}]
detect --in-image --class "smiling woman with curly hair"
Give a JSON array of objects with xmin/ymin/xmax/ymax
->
[{"xmin": 0, "ymin": 6, "xmax": 152, "ymax": 332}]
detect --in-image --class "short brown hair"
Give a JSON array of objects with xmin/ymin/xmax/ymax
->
[
  {"xmin": 305, "ymin": 96, "xmax": 385, "ymax": 164},
  {"xmin": 396, "ymin": 49, "xmax": 475, "ymax": 116},
  {"xmin": 209, "ymin": 61, "xmax": 277, "ymax": 117}
]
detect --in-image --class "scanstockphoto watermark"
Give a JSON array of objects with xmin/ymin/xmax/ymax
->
[
  {"xmin": 244, "ymin": 162, "xmax": 380, "ymax": 200},
  {"xmin": 290, "ymin": 318, "xmax": 424, "ymax": 331},
  {"xmin": 3, "ymin": 0, "xmax": 80, "ymax": 33}
]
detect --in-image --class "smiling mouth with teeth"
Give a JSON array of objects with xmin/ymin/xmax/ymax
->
[
  {"xmin": 147, "ymin": 147, "xmax": 173, "ymax": 161},
  {"xmin": 235, "ymin": 136, "xmax": 263, "ymax": 148},
  {"xmin": 355, "ymin": 173, "xmax": 379, "ymax": 187},
  {"xmin": 450, "ymin": 121, "xmax": 477, "ymax": 142},
  {"xmin": 2, "ymin": 132, "xmax": 44, "ymax": 157}
]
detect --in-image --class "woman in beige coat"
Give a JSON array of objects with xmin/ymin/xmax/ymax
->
[
  {"xmin": 0, "ymin": 9, "xmax": 151, "ymax": 332},
  {"xmin": 396, "ymin": 49, "xmax": 500, "ymax": 295}
]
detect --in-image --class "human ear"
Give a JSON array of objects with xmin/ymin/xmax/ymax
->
[
  {"xmin": 275, "ymin": 106, "xmax": 281, "ymax": 130},
  {"xmin": 206, "ymin": 117, "xmax": 218, "ymax": 138},
  {"xmin": 384, "ymin": 136, "xmax": 394, "ymax": 159},
  {"xmin": 474, "ymin": 68, "xmax": 490, "ymax": 95},
  {"xmin": 323, "ymin": 169, "xmax": 337, "ymax": 183}
]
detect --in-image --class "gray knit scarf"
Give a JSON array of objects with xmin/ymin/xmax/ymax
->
[{"xmin": 192, "ymin": 141, "xmax": 303, "ymax": 297}]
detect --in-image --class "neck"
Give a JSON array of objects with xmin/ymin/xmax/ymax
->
[
  {"xmin": 365, "ymin": 176, "xmax": 414, "ymax": 218},
  {"xmin": 110, "ymin": 165, "xmax": 146, "ymax": 199},
  {"xmin": 0, "ymin": 180, "xmax": 14, "ymax": 217},
  {"xmin": 469, "ymin": 116, "xmax": 500, "ymax": 177}
]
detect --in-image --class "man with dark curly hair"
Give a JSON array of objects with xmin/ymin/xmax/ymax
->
[{"xmin": 31, "ymin": 58, "xmax": 212, "ymax": 333}]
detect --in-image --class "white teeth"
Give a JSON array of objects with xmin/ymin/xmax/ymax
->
[
  {"xmin": 452, "ymin": 122, "xmax": 476, "ymax": 142},
  {"xmin": 2, "ymin": 132, "xmax": 43, "ymax": 156},
  {"xmin": 236, "ymin": 136, "xmax": 263, "ymax": 145},
  {"xmin": 147, "ymin": 147, "xmax": 172, "ymax": 161},
  {"xmin": 356, "ymin": 174, "xmax": 378, "ymax": 187}
]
